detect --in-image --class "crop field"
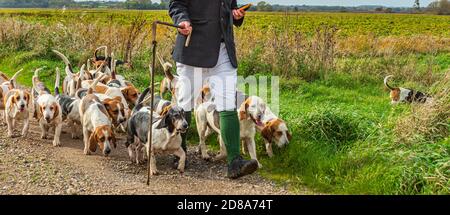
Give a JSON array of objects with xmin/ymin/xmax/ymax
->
[{"xmin": 0, "ymin": 9, "xmax": 449, "ymax": 194}]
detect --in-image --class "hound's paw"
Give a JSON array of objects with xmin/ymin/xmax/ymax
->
[
  {"xmin": 149, "ymin": 169, "xmax": 159, "ymax": 176},
  {"xmin": 267, "ymin": 152, "xmax": 274, "ymax": 158},
  {"xmin": 214, "ymin": 153, "xmax": 227, "ymax": 161},
  {"xmin": 71, "ymin": 134, "xmax": 80, "ymax": 139},
  {"xmin": 8, "ymin": 132, "xmax": 14, "ymax": 138},
  {"xmin": 201, "ymin": 154, "xmax": 211, "ymax": 161},
  {"xmin": 53, "ymin": 140, "xmax": 61, "ymax": 147},
  {"xmin": 21, "ymin": 132, "xmax": 28, "ymax": 138},
  {"xmin": 41, "ymin": 134, "xmax": 47, "ymax": 139},
  {"xmin": 178, "ymin": 168, "xmax": 185, "ymax": 174},
  {"xmin": 83, "ymin": 149, "xmax": 91, "ymax": 155},
  {"xmin": 257, "ymin": 162, "xmax": 263, "ymax": 169}
]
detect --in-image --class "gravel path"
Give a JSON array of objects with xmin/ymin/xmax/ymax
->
[{"xmin": 0, "ymin": 116, "xmax": 303, "ymax": 195}]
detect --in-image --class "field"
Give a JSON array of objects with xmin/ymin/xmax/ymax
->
[{"xmin": 0, "ymin": 9, "xmax": 449, "ymax": 194}]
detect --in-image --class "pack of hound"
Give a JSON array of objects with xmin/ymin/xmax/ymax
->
[{"xmin": 1, "ymin": 46, "xmax": 431, "ymax": 175}]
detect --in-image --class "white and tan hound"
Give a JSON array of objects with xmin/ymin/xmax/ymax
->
[
  {"xmin": 79, "ymin": 75, "xmax": 117, "ymax": 156},
  {"xmin": 4, "ymin": 88, "xmax": 32, "ymax": 138},
  {"xmin": 32, "ymin": 68, "xmax": 63, "ymax": 147},
  {"xmin": 384, "ymin": 75, "xmax": 431, "ymax": 104}
]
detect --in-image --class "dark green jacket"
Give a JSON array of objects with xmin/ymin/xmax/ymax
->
[{"xmin": 169, "ymin": 0, "xmax": 243, "ymax": 68}]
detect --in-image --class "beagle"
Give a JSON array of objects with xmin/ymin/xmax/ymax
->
[
  {"xmin": 0, "ymin": 69, "xmax": 23, "ymax": 119},
  {"xmin": 384, "ymin": 75, "xmax": 431, "ymax": 104},
  {"xmin": 79, "ymin": 75, "xmax": 117, "ymax": 156},
  {"xmin": 124, "ymin": 89, "xmax": 172, "ymax": 164},
  {"xmin": 258, "ymin": 105, "xmax": 292, "ymax": 158},
  {"xmin": 54, "ymin": 68, "xmax": 82, "ymax": 139},
  {"xmin": 32, "ymin": 68, "xmax": 63, "ymax": 147},
  {"xmin": 53, "ymin": 50, "xmax": 93, "ymax": 96},
  {"xmin": 194, "ymin": 96, "xmax": 266, "ymax": 166},
  {"xmin": 3, "ymin": 89, "xmax": 32, "ymax": 138},
  {"xmin": 124, "ymin": 87, "xmax": 154, "ymax": 164},
  {"xmin": 126, "ymin": 104, "xmax": 188, "ymax": 175}
]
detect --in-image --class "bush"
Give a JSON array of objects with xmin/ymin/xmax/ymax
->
[
  {"xmin": 395, "ymin": 73, "xmax": 450, "ymax": 144},
  {"xmin": 299, "ymin": 108, "xmax": 367, "ymax": 150}
]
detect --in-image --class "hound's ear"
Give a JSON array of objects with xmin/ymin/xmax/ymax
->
[
  {"xmin": 239, "ymin": 99, "xmax": 250, "ymax": 120},
  {"xmin": 102, "ymin": 98, "xmax": 112, "ymax": 110},
  {"xmin": 121, "ymin": 87, "xmax": 129, "ymax": 96},
  {"xmin": 36, "ymin": 105, "xmax": 44, "ymax": 120},
  {"xmin": 156, "ymin": 114, "xmax": 169, "ymax": 129},
  {"xmin": 113, "ymin": 96, "xmax": 122, "ymax": 102},
  {"xmin": 160, "ymin": 105, "xmax": 171, "ymax": 116},
  {"xmin": 239, "ymin": 109, "xmax": 247, "ymax": 121},
  {"xmin": 53, "ymin": 103, "xmax": 60, "ymax": 119},
  {"xmin": 89, "ymin": 132, "xmax": 98, "ymax": 152},
  {"xmin": 24, "ymin": 91, "xmax": 31, "ymax": 105},
  {"xmin": 287, "ymin": 131, "xmax": 292, "ymax": 141},
  {"xmin": 261, "ymin": 125, "xmax": 273, "ymax": 143}
]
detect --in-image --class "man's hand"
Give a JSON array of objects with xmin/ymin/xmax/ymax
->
[
  {"xmin": 178, "ymin": 21, "xmax": 192, "ymax": 36},
  {"xmin": 232, "ymin": 9, "xmax": 246, "ymax": 20}
]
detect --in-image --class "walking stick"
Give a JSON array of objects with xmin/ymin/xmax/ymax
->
[{"xmin": 147, "ymin": 21, "xmax": 191, "ymax": 185}]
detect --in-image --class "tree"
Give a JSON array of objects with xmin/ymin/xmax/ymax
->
[
  {"xmin": 125, "ymin": 0, "xmax": 153, "ymax": 10},
  {"xmin": 427, "ymin": 0, "xmax": 450, "ymax": 15},
  {"xmin": 256, "ymin": 1, "xmax": 273, "ymax": 11},
  {"xmin": 414, "ymin": 0, "xmax": 420, "ymax": 10}
]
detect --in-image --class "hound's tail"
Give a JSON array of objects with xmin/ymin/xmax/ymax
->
[
  {"xmin": 157, "ymin": 53, "xmax": 174, "ymax": 80},
  {"xmin": 55, "ymin": 67, "xmax": 61, "ymax": 96},
  {"xmin": 384, "ymin": 75, "xmax": 395, "ymax": 90},
  {"xmin": 94, "ymin": 46, "xmax": 108, "ymax": 60},
  {"xmin": 90, "ymin": 60, "xmax": 106, "ymax": 79},
  {"xmin": 111, "ymin": 52, "xmax": 117, "ymax": 80},
  {"xmin": 137, "ymin": 87, "xmax": 152, "ymax": 105},
  {"xmin": 9, "ymin": 68, "xmax": 23, "ymax": 88},
  {"xmin": 32, "ymin": 67, "xmax": 44, "ymax": 94},
  {"xmin": 52, "ymin": 50, "xmax": 74, "ymax": 75},
  {"xmin": 88, "ymin": 73, "xmax": 105, "ymax": 95},
  {"xmin": 86, "ymin": 58, "xmax": 91, "ymax": 71}
]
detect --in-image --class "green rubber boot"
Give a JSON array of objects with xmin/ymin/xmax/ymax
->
[{"xmin": 220, "ymin": 111, "xmax": 258, "ymax": 179}]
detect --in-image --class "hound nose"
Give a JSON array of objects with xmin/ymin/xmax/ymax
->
[
  {"xmin": 257, "ymin": 114, "xmax": 262, "ymax": 120},
  {"xmin": 119, "ymin": 118, "xmax": 126, "ymax": 123},
  {"xmin": 45, "ymin": 116, "xmax": 51, "ymax": 121},
  {"xmin": 20, "ymin": 104, "xmax": 25, "ymax": 108},
  {"xmin": 183, "ymin": 123, "xmax": 189, "ymax": 129},
  {"xmin": 104, "ymin": 148, "xmax": 111, "ymax": 155}
]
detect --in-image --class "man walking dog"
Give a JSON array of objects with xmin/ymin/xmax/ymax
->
[{"xmin": 169, "ymin": 0, "xmax": 258, "ymax": 179}]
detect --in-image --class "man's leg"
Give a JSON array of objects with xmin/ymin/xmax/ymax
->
[
  {"xmin": 175, "ymin": 63, "xmax": 204, "ymax": 166},
  {"xmin": 209, "ymin": 43, "xmax": 258, "ymax": 179}
]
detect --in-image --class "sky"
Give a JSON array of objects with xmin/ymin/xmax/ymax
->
[
  {"xmin": 236, "ymin": 1, "xmax": 434, "ymax": 7},
  {"xmin": 76, "ymin": 1, "xmax": 435, "ymax": 7}
]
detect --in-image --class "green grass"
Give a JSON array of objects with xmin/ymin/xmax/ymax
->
[{"xmin": 1, "ymin": 9, "xmax": 449, "ymax": 37}]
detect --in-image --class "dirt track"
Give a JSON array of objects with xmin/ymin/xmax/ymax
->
[{"xmin": 0, "ymin": 115, "xmax": 304, "ymax": 195}]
